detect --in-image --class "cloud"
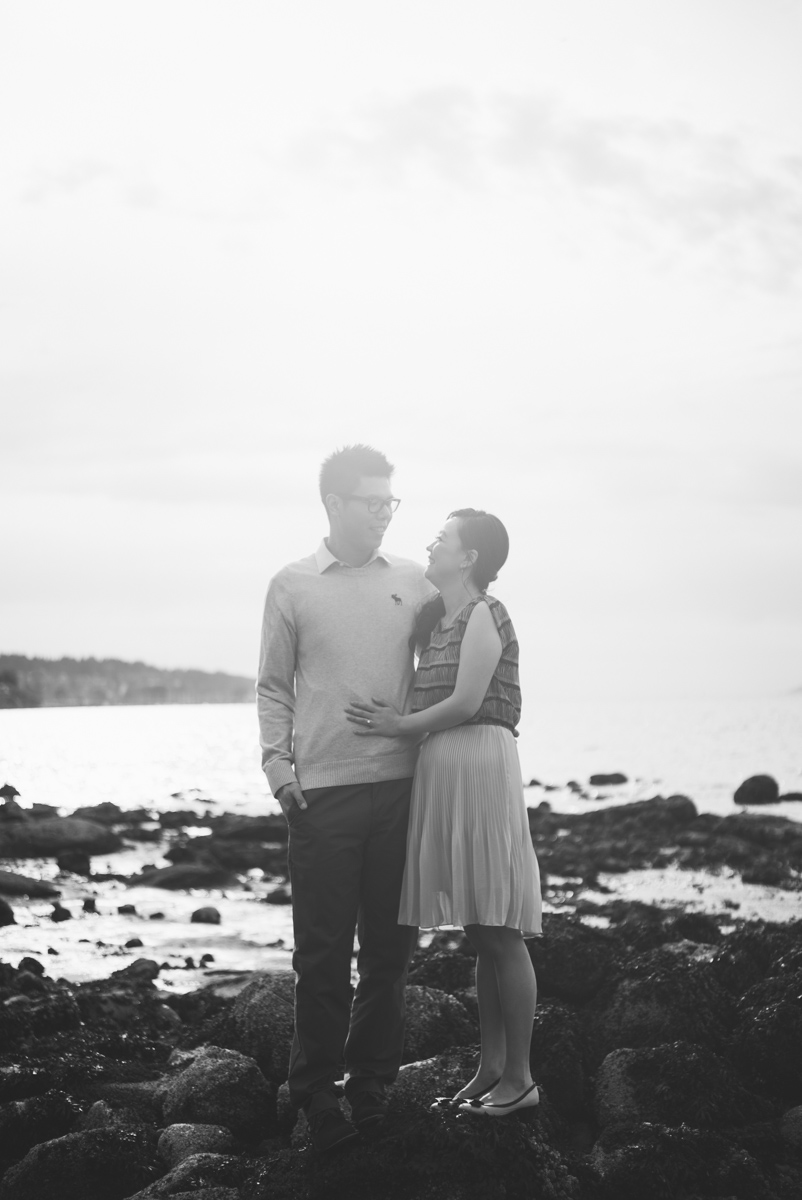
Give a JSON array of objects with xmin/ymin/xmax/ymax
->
[
  {"xmin": 289, "ymin": 89, "xmax": 802, "ymax": 289},
  {"xmin": 22, "ymin": 160, "xmax": 116, "ymax": 204}
]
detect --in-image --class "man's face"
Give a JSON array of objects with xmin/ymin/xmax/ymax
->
[{"xmin": 335, "ymin": 475, "xmax": 396, "ymax": 550}]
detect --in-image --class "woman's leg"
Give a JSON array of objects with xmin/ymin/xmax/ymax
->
[
  {"xmin": 448, "ymin": 925, "xmax": 507, "ymax": 1101},
  {"xmin": 468, "ymin": 925, "xmax": 537, "ymax": 1104}
]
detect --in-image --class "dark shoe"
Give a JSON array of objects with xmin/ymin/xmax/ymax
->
[
  {"xmin": 306, "ymin": 1105, "xmax": 359, "ymax": 1153},
  {"xmin": 458, "ymin": 1081, "xmax": 540, "ymax": 1118},
  {"xmin": 348, "ymin": 1088, "xmax": 388, "ymax": 1133}
]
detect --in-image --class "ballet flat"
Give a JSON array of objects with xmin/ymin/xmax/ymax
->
[
  {"xmin": 429, "ymin": 1077, "xmax": 501, "ymax": 1112},
  {"xmin": 458, "ymin": 1081, "xmax": 540, "ymax": 1117}
]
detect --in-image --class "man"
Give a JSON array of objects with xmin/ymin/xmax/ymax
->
[{"xmin": 257, "ymin": 444, "xmax": 432, "ymax": 1152}]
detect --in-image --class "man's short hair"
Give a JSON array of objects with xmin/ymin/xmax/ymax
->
[{"xmin": 318, "ymin": 444, "xmax": 395, "ymax": 506}]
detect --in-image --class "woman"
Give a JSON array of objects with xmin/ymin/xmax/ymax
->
[{"xmin": 345, "ymin": 508, "xmax": 542, "ymax": 1118}]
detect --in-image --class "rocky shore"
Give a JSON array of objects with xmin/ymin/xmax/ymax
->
[{"xmin": 1, "ymin": 789, "xmax": 802, "ymax": 1198}]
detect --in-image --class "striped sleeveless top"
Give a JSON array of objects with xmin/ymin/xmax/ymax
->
[{"xmin": 412, "ymin": 595, "xmax": 521, "ymax": 735}]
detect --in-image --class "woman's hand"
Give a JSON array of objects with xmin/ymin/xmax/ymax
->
[{"xmin": 344, "ymin": 697, "xmax": 404, "ymax": 737}]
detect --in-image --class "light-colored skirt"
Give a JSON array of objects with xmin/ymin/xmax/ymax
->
[{"xmin": 398, "ymin": 723, "xmax": 542, "ymax": 938}]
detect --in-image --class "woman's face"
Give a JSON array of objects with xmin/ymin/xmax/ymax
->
[{"xmin": 425, "ymin": 517, "xmax": 468, "ymax": 585}]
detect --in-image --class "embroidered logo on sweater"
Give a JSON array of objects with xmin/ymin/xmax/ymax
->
[{"xmin": 391, "ymin": 594, "xmax": 403, "ymax": 605}]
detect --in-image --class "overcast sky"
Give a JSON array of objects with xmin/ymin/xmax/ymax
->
[{"xmin": 1, "ymin": 0, "xmax": 801, "ymax": 700}]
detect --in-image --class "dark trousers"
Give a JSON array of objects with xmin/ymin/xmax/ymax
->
[{"xmin": 286, "ymin": 777, "xmax": 419, "ymax": 1112}]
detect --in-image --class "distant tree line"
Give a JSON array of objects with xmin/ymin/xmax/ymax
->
[{"xmin": 0, "ymin": 655, "xmax": 254, "ymax": 708}]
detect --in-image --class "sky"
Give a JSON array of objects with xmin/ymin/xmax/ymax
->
[{"xmin": 1, "ymin": 0, "xmax": 801, "ymax": 700}]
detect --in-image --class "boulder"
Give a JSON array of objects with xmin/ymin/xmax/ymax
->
[
  {"xmin": 72, "ymin": 802, "xmax": 151, "ymax": 825},
  {"xmin": 0, "ymin": 1090, "xmax": 82, "ymax": 1175},
  {"xmin": 51, "ymin": 902, "xmax": 72, "ymax": 921},
  {"xmin": 77, "ymin": 1099, "xmax": 146, "ymax": 1129},
  {"xmin": 57, "ymin": 849, "xmax": 91, "ymax": 875},
  {"xmin": 0, "ymin": 817, "xmax": 122, "ymax": 857},
  {"xmin": 779, "ymin": 792, "xmax": 802, "ymax": 803},
  {"xmin": 0, "ymin": 898, "xmax": 14, "ymax": 926},
  {"xmin": 591, "ymin": 1122, "xmax": 773, "ymax": 1200},
  {"xmin": 220, "ymin": 971, "xmax": 296, "ymax": 1083},
  {"xmin": 161, "ymin": 1045, "xmax": 275, "ymax": 1142},
  {"xmin": 528, "ymin": 913, "xmax": 618, "ymax": 1002},
  {"xmin": 0, "ymin": 988, "xmax": 81, "ymax": 1044},
  {"xmin": 0, "ymin": 869, "xmax": 60, "ymax": 898},
  {"xmin": 130, "ymin": 864, "xmax": 237, "ymax": 890},
  {"xmin": 157, "ymin": 1123, "xmax": 236, "ymax": 1167},
  {"xmin": 734, "ymin": 774, "xmax": 780, "ymax": 805},
  {"xmin": 731, "ymin": 997, "xmax": 802, "ymax": 1102},
  {"xmin": 781, "ymin": 1105, "xmax": 802, "ymax": 1150},
  {"xmin": 191, "ymin": 906, "xmax": 221, "ymax": 924},
  {"xmin": 0, "ymin": 784, "xmax": 20, "ymax": 801},
  {"xmin": 530, "ymin": 999, "xmax": 589, "ymax": 1118},
  {"xmin": 124, "ymin": 1153, "xmax": 244, "ymax": 1199},
  {"xmin": 594, "ymin": 1041, "xmax": 769, "ymax": 1128},
  {"xmin": 401, "ymin": 985, "xmax": 478, "ymax": 1063},
  {"xmin": 589, "ymin": 772, "xmax": 628, "ymax": 786},
  {"xmin": 0, "ymin": 1125, "xmax": 161, "ymax": 1200},
  {"xmin": 408, "ymin": 948, "xmax": 477, "ymax": 993}
]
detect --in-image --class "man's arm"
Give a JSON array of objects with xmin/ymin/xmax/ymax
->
[{"xmin": 256, "ymin": 577, "xmax": 306, "ymax": 810}]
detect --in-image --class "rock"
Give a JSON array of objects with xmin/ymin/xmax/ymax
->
[
  {"xmin": 112, "ymin": 957, "xmax": 161, "ymax": 981},
  {"xmin": 0, "ymin": 898, "xmax": 15, "ymax": 926},
  {"xmin": 191, "ymin": 906, "xmax": 221, "ymax": 924},
  {"xmin": 51, "ymin": 902, "xmax": 73, "ymax": 921},
  {"xmin": 732, "ymin": 996, "xmax": 802, "ymax": 1102},
  {"xmin": 781, "ymin": 1105, "xmax": 802, "ymax": 1150},
  {"xmin": 204, "ymin": 812, "xmax": 287, "ymax": 841},
  {"xmin": 0, "ymin": 1125, "xmax": 161, "ymax": 1200},
  {"xmin": 528, "ymin": 913, "xmax": 617, "ymax": 1003},
  {"xmin": 161, "ymin": 1045, "xmax": 275, "ymax": 1142},
  {"xmin": 77, "ymin": 1099, "xmax": 145, "ymax": 1129},
  {"xmin": 124, "ymin": 1153, "xmax": 244, "ymax": 1199},
  {"xmin": 130, "ymin": 864, "xmax": 237, "ymax": 890},
  {"xmin": 408, "ymin": 948, "xmax": 476, "ymax": 993},
  {"xmin": 0, "ymin": 1090, "xmax": 82, "ymax": 1175},
  {"xmin": 0, "ymin": 988, "xmax": 81, "ymax": 1044},
  {"xmin": 0, "ymin": 817, "xmax": 122, "ymax": 857},
  {"xmin": 126, "ymin": 936, "xmax": 145, "ymax": 947},
  {"xmin": 591, "ymin": 1122, "xmax": 772, "ymax": 1200},
  {"xmin": 779, "ymin": 792, "xmax": 802, "ymax": 803},
  {"xmin": 587, "ymin": 946, "xmax": 732, "ymax": 1064},
  {"xmin": 118, "ymin": 903, "xmax": 138, "ymax": 914},
  {"xmin": 594, "ymin": 1041, "xmax": 769, "ymax": 1128},
  {"xmin": 734, "ymin": 774, "xmax": 780, "ymax": 805},
  {"xmin": 71, "ymin": 802, "xmax": 148, "ymax": 825},
  {"xmin": 0, "ymin": 869, "xmax": 60, "ymax": 898},
  {"xmin": 18, "ymin": 956, "xmax": 45, "ymax": 976},
  {"xmin": 57, "ymin": 849, "xmax": 91, "ymax": 875},
  {"xmin": 0, "ymin": 798, "xmax": 26, "ymax": 820},
  {"xmin": 401, "ymin": 985, "xmax": 478, "ymax": 1063},
  {"xmin": 157, "ymin": 1123, "xmax": 236, "ymax": 1167},
  {"xmin": 0, "ymin": 783, "xmax": 20, "ymax": 800},
  {"xmin": 221, "ymin": 971, "xmax": 296, "ymax": 1082},
  {"xmin": 83, "ymin": 897, "xmax": 97, "ymax": 912},
  {"xmin": 589, "ymin": 772, "xmax": 628, "ymax": 786},
  {"xmin": 530, "ymin": 999, "xmax": 589, "ymax": 1118},
  {"xmin": 262, "ymin": 885, "xmax": 291, "ymax": 904}
]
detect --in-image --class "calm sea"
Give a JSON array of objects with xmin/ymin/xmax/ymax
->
[{"xmin": 1, "ymin": 694, "xmax": 800, "ymax": 821}]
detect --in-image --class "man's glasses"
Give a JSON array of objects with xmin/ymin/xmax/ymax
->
[{"xmin": 340, "ymin": 495, "xmax": 402, "ymax": 514}]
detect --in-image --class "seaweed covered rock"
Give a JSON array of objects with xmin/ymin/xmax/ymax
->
[
  {"xmin": 407, "ymin": 948, "xmax": 477, "ymax": 993},
  {"xmin": 0, "ymin": 986, "xmax": 81, "ymax": 1046},
  {"xmin": 158, "ymin": 1122, "xmax": 236, "ymax": 1167},
  {"xmin": 731, "ymin": 1000, "xmax": 802, "ymax": 1103},
  {"xmin": 594, "ymin": 1041, "xmax": 771, "ymax": 1129},
  {"xmin": 0, "ymin": 817, "xmax": 122, "ymax": 857},
  {"xmin": 529, "ymin": 913, "xmax": 619, "ymax": 1003},
  {"xmin": 586, "ymin": 943, "xmax": 734, "ymax": 1064},
  {"xmin": 219, "ymin": 971, "xmax": 295, "ymax": 1083},
  {"xmin": 401, "ymin": 985, "xmax": 478, "ymax": 1063},
  {"xmin": 529, "ymin": 998, "xmax": 590, "ymax": 1119},
  {"xmin": 0, "ymin": 1125, "xmax": 161, "ymax": 1200},
  {"xmin": 591, "ymin": 1121, "xmax": 780, "ymax": 1200},
  {"xmin": 734, "ymin": 774, "xmax": 780, "ymax": 806},
  {"xmin": 0, "ymin": 1089, "xmax": 82, "ymax": 1175},
  {"xmin": 126, "ymin": 1151, "xmax": 247, "ymax": 1198},
  {"xmin": 161, "ymin": 1045, "xmax": 275, "ymax": 1143}
]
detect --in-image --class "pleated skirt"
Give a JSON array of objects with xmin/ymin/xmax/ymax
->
[{"xmin": 398, "ymin": 724, "xmax": 542, "ymax": 938}]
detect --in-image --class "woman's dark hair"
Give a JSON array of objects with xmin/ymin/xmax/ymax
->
[
  {"xmin": 319, "ymin": 444, "xmax": 395, "ymax": 507},
  {"xmin": 410, "ymin": 508, "xmax": 510, "ymax": 651}
]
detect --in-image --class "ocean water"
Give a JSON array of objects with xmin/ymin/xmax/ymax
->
[
  {"xmin": 1, "ymin": 694, "xmax": 800, "ymax": 820},
  {"xmin": 1, "ymin": 695, "xmax": 801, "ymax": 984}
]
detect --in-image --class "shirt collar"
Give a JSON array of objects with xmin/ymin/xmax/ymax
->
[{"xmin": 315, "ymin": 539, "xmax": 390, "ymax": 573}]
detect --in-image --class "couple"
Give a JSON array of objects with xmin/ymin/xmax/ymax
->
[{"xmin": 257, "ymin": 444, "xmax": 542, "ymax": 1153}]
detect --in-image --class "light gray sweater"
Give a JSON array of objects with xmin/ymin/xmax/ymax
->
[{"xmin": 257, "ymin": 541, "xmax": 433, "ymax": 793}]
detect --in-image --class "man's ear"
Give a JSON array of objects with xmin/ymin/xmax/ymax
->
[{"xmin": 325, "ymin": 493, "xmax": 340, "ymax": 518}]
